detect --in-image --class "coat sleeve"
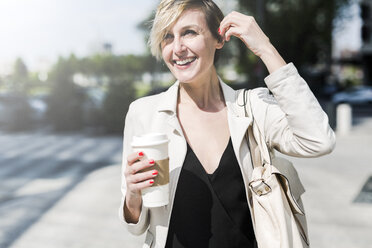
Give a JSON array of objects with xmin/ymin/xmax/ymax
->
[
  {"xmin": 252, "ymin": 63, "xmax": 336, "ymax": 158},
  {"xmin": 118, "ymin": 102, "xmax": 150, "ymax": 235}
]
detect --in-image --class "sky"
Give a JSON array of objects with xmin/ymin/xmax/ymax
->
[
  {"xmin": 333, "ymin": 2, "xmax": 362, "ymax": 57},
  {"xmin": 0, "ymin": 0, "xmax": 157, "ymax": 73},
  {"xmin": 0, "ymin": 0, "xmax": 362, "ymax": 74}
]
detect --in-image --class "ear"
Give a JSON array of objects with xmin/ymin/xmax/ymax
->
[{"xmin": 215, "ymin": 39, "xmax": 224, "ymax": 49}]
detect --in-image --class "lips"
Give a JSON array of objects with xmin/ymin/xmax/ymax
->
[{"xmin": 173, "ymin": 57, "xmax": 197, "ymax": 66}]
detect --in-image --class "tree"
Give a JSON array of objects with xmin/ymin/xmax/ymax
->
[
  {"xmin": 137, "ymin": 13, "xmax": 174, "ymax": 88},
  {"xmin": 1, "ymin": 58, "xmax": 34, "ymax": 131},
  {"xmin": 237, "ymin": 0, "xmax": 354, "ymax": 87},
  {"xmin": 41, "ymin": 52, "xmax": 160, "ymax": 133},
  {"xmin": 11, "ymin": 58, "xmax": 29, "ymax": 94},
  {"xmin": 46, "ymin": 55, "xmax": 86, "ymax": 131},
  {"xmin": 101, "ymin": 76, "xmax": 136, "ymax": 133}
]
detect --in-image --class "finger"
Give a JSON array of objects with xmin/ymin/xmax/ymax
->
[
  {"xmin": 226, "ymin": 11, "xmax": 252, "ymax": 21},
  {"xmin": 130, "ymin": 169, "xmax": 158, "ymax": 184},
  {"xmin": 129, "ymin": 179, "xmax": 156, "ymax": 192},
  {"xmin": 219, "ymin": 11, "xmax": 237, "ymax": 28},
  {"xmin": 126, "ymin": 159, "xmax": 155, "ymax": 176},
  {"xmin": 219, "ymin": 13, "xmax": 240, "ymax": 35},
  {"xmin": 224, "ymin": 26, "xmax": 240, "ymax": 42},
  {"xmin": 220, "ymin": 14, "xmax": 254, "ymax": 36},
  {"xmin": 127, "ymin": 151, "xmax": 145, "ymax": 166},
  {"xmin": 219, "ymin": 15, "xmax": 231, "ymax": 35},
  {"xmin": 219, "ymin": 20, "xmax": 233, "ymax": 36}
]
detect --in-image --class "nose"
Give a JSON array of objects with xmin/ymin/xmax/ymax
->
[{"xmin": 173, "ymin": 36, "xmax": 186, "ymax": 55}]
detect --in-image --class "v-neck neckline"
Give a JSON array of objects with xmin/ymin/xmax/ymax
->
[{"xmin": 186, "ymin": 137, "xmax": 232, "ymax": 178}]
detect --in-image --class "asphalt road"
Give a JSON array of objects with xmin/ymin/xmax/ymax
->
[
  {"xmin": 0, "ymin": 131, "xmax": 123, "ymax": 248},
  {"xmin": 0, "ymin": 108, "xmax": 371, "ymax": 248}
]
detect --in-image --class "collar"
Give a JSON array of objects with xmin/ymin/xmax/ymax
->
[{"xmin": 156, "ymin": 77, "xmax": 242, "ymax": 117}]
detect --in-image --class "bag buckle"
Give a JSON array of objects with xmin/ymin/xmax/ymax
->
[{"xmin": 249, "ymin": 179, "xmax": 272, "ymax": 196}]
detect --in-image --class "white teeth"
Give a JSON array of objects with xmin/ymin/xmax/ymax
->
[{"xmin": 175, "ymin": 57, "xmax": 195, "ymax": 65}]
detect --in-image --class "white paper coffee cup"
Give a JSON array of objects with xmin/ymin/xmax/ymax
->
[{"xmin": 131, "ymin": 133, "xmax": 169, "ymax": 208}]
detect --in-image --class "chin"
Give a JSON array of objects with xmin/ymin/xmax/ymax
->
[
  {"xmin": 175, "ymin": 75, "xmax": 198, "ymax": 84},
  {"xmin": 171, "ymin": 71, "xmax": 197, "ymax": 83}
]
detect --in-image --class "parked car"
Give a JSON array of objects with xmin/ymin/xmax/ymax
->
[
  {"xmin": 0, "ymin": 94, "xmax": 48, "ymax": 131},
  {"xmin": 28, "ymin": 95, "xmax": 48, "ymax": 122},
  {"xmin": 332, "ymin": 86, "xmax": 372, "ymax": 105}
]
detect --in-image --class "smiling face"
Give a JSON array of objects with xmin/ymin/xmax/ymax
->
[{"xmin": 161, "ymin": 8, "xmax": 223, "ymax": 84}]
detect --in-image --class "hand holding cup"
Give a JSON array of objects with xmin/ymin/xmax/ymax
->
[
  {"xmin": 125, "ymin": 151, "xmax": 158, "ymax": 198},
  {"xmin": 124, "ymin": 151, "xmax": 158, "ymax": 223}
]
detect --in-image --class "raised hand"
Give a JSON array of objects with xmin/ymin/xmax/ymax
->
[
  {"xmin": 219, "ymin": 11, "xmax": 271, "ymax": 58},
  {"xmin": 219, "ymin": 11, "xmax": 286, "ymax": 73}
]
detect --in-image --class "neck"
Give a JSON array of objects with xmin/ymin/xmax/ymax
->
[{"xmin": 178, "ymin": 67, "xmax": 225, "ymax": 111}]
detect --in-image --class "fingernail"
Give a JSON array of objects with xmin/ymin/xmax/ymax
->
[
  {"xmin": 149, "ymin": 180, "xmax": 154, "ymax": 184},
  {"xmin": 152, "ymin": 170, "xmax": 158, "ymax": 176},
  {"xmin": 138, "ymin": 152, "xmax": 144, "ymax": 157},
  {"xmin": 218, "ymin": 28, "xmax": 221, "ymax": 34},
  {"xmin": 149, "ymin": 159, "xmax": 155, "ymax": 165}
]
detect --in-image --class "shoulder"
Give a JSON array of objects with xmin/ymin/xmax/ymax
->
[
  {"xmin": 126, "ymin": 82, "xmax": 177, "ymax": 119},
  {"xmin": 126, "ymin": 93, "xmax": 165, "ymax": 127},
  {"xmin": 249, "ymin": 87, "xmax": 282, "ymax": 131},
  {"xmin": 250, "ymin": 87, "xmax": 278, "ymax": 108},
  {"xmin": 129, "ymin": 92, "xmax": 165, "ymax": 112},
  {"xmin": 124, "ymin": 90, "xmax": 168, "ymax": 133},
  {"xmin": 129, "ymin": 85, "xmax": 174, "ymax": 112}
]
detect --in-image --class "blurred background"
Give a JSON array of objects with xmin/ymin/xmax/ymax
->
[{"xmin": 0, "ymin": 0, "xmax": 371, "ymax": 247}]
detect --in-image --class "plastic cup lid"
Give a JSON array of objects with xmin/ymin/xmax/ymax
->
[{"xmin": 131, "ymin": 133, "xmax": 169, "ymax": 147}]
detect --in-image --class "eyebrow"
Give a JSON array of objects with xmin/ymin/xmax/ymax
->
[
  {"xmin": 164, "ymin": 24, "xmax": 202, "ymax": 36},
  {"xmin": 181, "ymin": 25, "xmax": 202, "ymax": 31}
]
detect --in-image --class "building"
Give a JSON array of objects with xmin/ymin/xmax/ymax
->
[{"xmin": 361, "ymin": 0, "xmax": 372, "ymax": 85}]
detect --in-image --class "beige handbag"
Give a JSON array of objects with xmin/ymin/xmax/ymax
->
[{"xmin": 242, "ymin": 89, "xmax": 310, "ymax": 248}]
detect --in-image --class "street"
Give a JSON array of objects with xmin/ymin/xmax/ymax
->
[
  {"xmin": 0, "ymin": 132, "xmax": 125, "ymax": 248},
  {"xmin": 0, "ymin": 110, "xmax": 372, "ymax": 248}
]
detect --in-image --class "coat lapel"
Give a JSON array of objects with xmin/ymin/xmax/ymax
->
[
  {"xmin": 220, "ymin": 81, "xmax": 253, "ymax": 166},
  {"xmin": 156, "ymin": 81, "xmax": 187, "ymax": 171},
  {"xmin": 156, "ymin": 79, "xmax": 253, "ymax": 173},
  {"xmin": 156, "ymin": 82, "xmax": 187, "ymax": 232}
]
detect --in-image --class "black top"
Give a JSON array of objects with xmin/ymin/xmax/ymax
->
[{"xmin": 165, "ymin": 138, "xmax": 256, "ymax": 248}]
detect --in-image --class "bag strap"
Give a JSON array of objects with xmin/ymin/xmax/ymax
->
[{"xmin": 242, "ymin": 89, "xmax": 272, "ymax": 167}]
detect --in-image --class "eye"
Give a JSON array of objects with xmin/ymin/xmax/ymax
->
[
  {"xmin": 163, "ymin": 33, "xmax": 174, "ymax": 41},
  {"xmin": 184, "ymin": 29, "xmax": 197, "ymax": 36}
]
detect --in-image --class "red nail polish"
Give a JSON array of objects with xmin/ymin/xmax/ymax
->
[
  {"xmin": 149, "ymin": 180, "xmax": 154, "ymax": 184},
  {"xmin": 149, "ymin": 159, "xmax": 155, "ymax": 165},
  {"xmin": 152, "ymin": 170, "xmax": 158, "ymax": 176},
  {"xmin": 138, "ymin": 152, "xmax": 144, "ymax": 157},
  {"xmin": 218, "ymin": 28, "xmax": 221, "ymax": 34}
]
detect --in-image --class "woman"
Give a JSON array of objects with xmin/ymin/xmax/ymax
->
[{"xmin": 119, "ymin": 0, "xmax": 336, "ymax": 247}]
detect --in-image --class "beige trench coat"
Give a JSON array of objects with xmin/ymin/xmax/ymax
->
[{"xmin": 119, "ymin": 63, "xmax": 336, "ymax": 248}]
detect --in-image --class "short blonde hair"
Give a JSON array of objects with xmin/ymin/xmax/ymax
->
[{"xmin": 149, "ymin": 0, "xmax": 224, "ymax": 62}]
